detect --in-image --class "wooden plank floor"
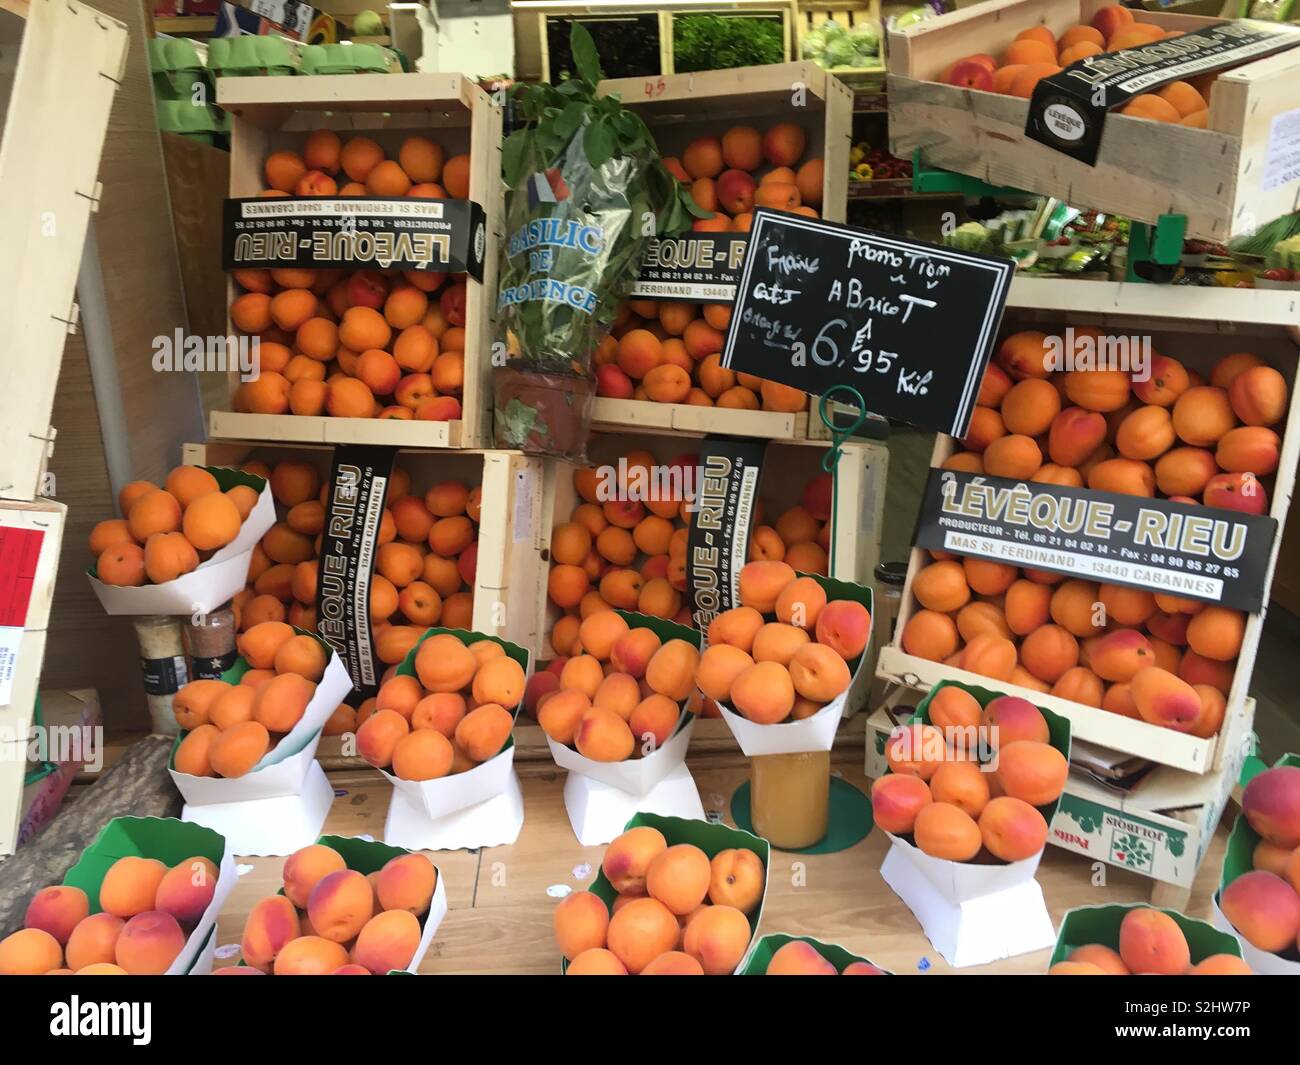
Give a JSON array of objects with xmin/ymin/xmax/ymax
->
[{"xmin": 211, "ymin": 753, "xmax": 1232, "ymax": 975}]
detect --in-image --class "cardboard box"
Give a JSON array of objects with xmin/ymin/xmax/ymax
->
[{"xmin": 16, "ymin": 689, "xmax": 102, "ymax": 850}]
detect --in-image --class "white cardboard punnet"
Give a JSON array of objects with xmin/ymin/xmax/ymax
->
[
  {"xmin": 880, "ymin": 838, "xmax": 1056, "ymax": 967},
  {"xmin": 562, "ymin": 762, "xmax": 707, "ymax": 846},
  {"xmin": 185, "ymin": 926, "xmax": 218, "ymax": 975},
  {"xmin": 548, "ymin": 713, "xmax": 696, "ymax": 794},
  {"xmin": 168, "ymin": 650, "xmax": 351, "ymax": 854},
  {"xmin": 384, "ymin": 771, "xmax": 525, "ymax": 851},
  {"xmin": 404, "ymin": 868, "xmax": 449, "ymax": 973},
  {"xmin": 171, "ymin": 837, "xmax": 239, "ymax": 974},
  {"xmin": 88, "ymin": 478, "xmax": 276, "ymax": 615}
]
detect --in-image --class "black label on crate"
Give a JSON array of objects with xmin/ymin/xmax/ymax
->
[
  {"xmin": 316, "ymin": 445, "xmax": 398, "ymax": 699},
  {"xmin": 687, "ymin": 437, "xmax": 767, "ymax": 630},
  {"xmin": 140, "ymin": 655, "xmax": 188, "ymax": 696},
  {"xmin": 222, "ymin": 197, "xmax": 487, "ymax": 281},
  {"xmin": 722, "ymin": 209, "xmax": 1014, "ymax": 438},
  {"xmin": 915, "ymin": 468, "xmax": 1277, "ymax": 612},
  {"xmin": 630, "ymin": 234, "xmax": 749, "ymax": 302},
  {"xmin": 1027, "ymin": 20, "xmax": 1300, "ymax": 166},
  {"xmin": 190, "ymin": 650, "xmax": 238, "ymax": 682}
]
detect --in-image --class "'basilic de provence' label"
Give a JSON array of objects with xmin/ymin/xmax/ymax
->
[{"xmin": 915, "ymin": 468, "xmax": 1277, "ymax": 612}]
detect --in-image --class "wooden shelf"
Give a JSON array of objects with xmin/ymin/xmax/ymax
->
[{"xmin": 153, "ymin": 15, "xmax": 217, "ymax": 34}]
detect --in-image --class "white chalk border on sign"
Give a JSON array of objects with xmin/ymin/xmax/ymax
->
[{"xmin": 719, "ymin": 208, "xmax": 1015, "ymax": 439}]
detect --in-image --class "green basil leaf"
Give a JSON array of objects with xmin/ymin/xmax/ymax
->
[{"xmin": 570, "ymin": 22, "xmax": 602, "ymax": 87}]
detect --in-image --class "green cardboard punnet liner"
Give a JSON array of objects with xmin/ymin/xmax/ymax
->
[
  {"xmin": 230, "ymin": 834, "xmax": 447, "ymax": 974},
  {"xmin": 1212, "ymin": 753, "xmax": 1300, "ymax": 973},
  {"xmin": 561, "ymin": 812, "xmax": 770, "ymax": 974},
  {"xmin": 739, "ymin": 933, "xmax": 891, "ymax": 975},
  {"xmin": 62, "ymin": 816, "xmax": 237, "ymax": 975},
  {"xmin": 1050, "ymin": 904, "xmax": 1243, "ymax": 968}
]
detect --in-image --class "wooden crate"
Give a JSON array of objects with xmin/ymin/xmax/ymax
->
[
  {"xmin": 600, "ymin": 61, "xmax": 852, "ymax": 441},
  {"xmin": 212, "ymin": 73, "xmax": 502, "ymax": 450},
  {"xmin": 0, "ymin": 0, "xmax": 127, "ymax": 502},
  {"xmin": 0, "ymin": 497, "xmax": 66, "ymax": 857},
  {"xmin": 795, "ymin": 0, "xmax": 886, "ymax": 84},
  {"xmin": 526, "ymin": 431, "xmax": 887, "ymax": 662},
  {"xmin": 180, "ymin": 442, "xmax": 548, "ymax": 656},
  {"xmin": 886, "ymin": 0, "xmax": 1300, "ymax": 241},
  {"xmin": 876, "ymin": 300, "xmax": 1300, "ymax": 774}
]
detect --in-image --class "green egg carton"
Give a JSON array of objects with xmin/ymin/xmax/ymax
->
[
  {"xmin": 207, "ymin": 34, "xmax": 301, "ymax": 77},
  {"xmin": 298, "ymin": 42, "xmax": 399, "ymax": 75},
  {"xmin": 150, "ymin": 36, "xmax": 214, "ymax": 102},
  {"xmin": 156, "ymin": 98, "xmax": 229, "ymax": 145}
]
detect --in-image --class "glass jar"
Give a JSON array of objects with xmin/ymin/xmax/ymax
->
[
  {"xmin": 869, "ymin": 561, "xmax": 909, "ymax": 707},
  {"xmin": 750, "ymin": 750, "xmax": 830, "ymax": 849},
  {"xmin": 183, "ymin": 604, "xmax": 237, "ymax": 681},
  {"xmin": 132, "ymin": 615, "xmax": 188, "ymax": 736}
]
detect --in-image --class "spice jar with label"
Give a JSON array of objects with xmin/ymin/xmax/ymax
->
[
  {"xmin": 133, "ymin": 615, "xmax": 188, "ymax": 735},
  {"xmin": 183, "ymin": 604, "xmax": 237, "ymax": 682}
]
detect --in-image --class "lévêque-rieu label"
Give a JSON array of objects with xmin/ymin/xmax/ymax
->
[
  {"xmin": 630, "ymin": 233, "xmax": 749, "ymax": 302},
  {"xmin": 916, "ymin": 467, "xmax": 1277, "ymax": 612},
  {"xmin": 721, "ymin": 209, "xmax": 1014, "ymax": 438}
]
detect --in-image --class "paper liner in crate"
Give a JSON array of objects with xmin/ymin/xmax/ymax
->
[
  {"xmin": 228, "ymin": 834, "xmax": 447, "ymax": 974},
  {"xmin": 879, "ymin": 679, "xmax": 1072, "ymax": 968},
  {"xmin": 1053, "ymin": 903, "xmax": 1244, "ymax": 971},
  {"xmin": 716, "ymin": 576, "xmax": 873, "ymax": 756},
  {"xmin": 1211, "ymin": 752, "xmax": 1300, "ymax": 975},
  {"xmin": 167, "ymin": 631, "xmax": 353, "ymax": 855},
  {"xmin": 62, "ymin": 816, "xmax": 237, "ymax": 975},
  {"xmin": 561, "ymin": 812, "xmax": 770, "ymax": 974},
  {"xmin": 739, "ymin": 933, "xmax": 892, "ymax": 975},
  {"xmin": 547, "ymin": 612, "xmax": 703, "ymax": 845},
  {"xmin": 88, "ymin": 467, "xmax": 275, "ymax": 615},
  {"xmin": 381, "ymin": 628, "xmax": 531, "ymax": 851}
]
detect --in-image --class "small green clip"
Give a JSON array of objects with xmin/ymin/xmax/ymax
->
[{"xmin": 818, "ymin": 384, "xmax": 869, "ymax": 474}]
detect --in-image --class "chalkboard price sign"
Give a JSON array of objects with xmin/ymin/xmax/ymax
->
[{"xmin": 721, "ymin": 209, "xmax": 1015, "ymax": 438}]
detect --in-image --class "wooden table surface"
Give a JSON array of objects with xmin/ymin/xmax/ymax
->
[{"xmin": 211, "ymin": 754, "xmax": 1231, "ymax": 975}]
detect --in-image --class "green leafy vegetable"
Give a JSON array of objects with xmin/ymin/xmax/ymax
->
[{"xmin": 672, "ymin": 14, "xmax": 784, "ymax": 73}]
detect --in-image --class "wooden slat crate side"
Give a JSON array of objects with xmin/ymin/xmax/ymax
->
[
  {"xmin": 462, "ymin": 80, "xmax": 504, "ymax": 449},
  {"xmin": 0, "ymin": 1, "xmax": 127, "ymax": 502}
]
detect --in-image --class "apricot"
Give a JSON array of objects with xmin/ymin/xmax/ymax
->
[
  {"xmin": 901, "ymin": 610, "xmax": 960, "ymax": 662},
  {"xmin": 766, "ymin": 940, "xmax": 837, "ymax": 975},
  {"xmin": 253, "ymin": 672, "xmax": 315, "ymax": 733},
  {"xmin": 63, "ymin": 912, "xmax": 124, "ymax": 971},
  {"xmin": 413, "ymin": 633, "xmax": 475, "ymax": 693},
  {"xmin": 1090, "ymin": 629, "xmax": 1156, "ymax": 682},
  {"xmin": 454, "ymin": 702, "xmax": 514, "ymax": 762},
  {"xmin": 1242, "ymin": 765, "xmax": 1300, "ymax": 847},
  {"xmin": 815, "ymin": 599, "xmax": 871, "ymax": 659},
  {"xmin": 603, "ymin": 826, "xmax": 667, "ymax": 895},
  {"xmin": 1050, "ymin": 666, "xmax": 1103, "ymax": 708},
  {"xmin": 606, "ymin": 897, "xmax": 679, "ymax": 974},
  {"xmin": 567, "ymin": 947, "xmax": 627, "ymax": 975},
  {"xmin": 730, "ymin": 661, "xmax": 795, "ymax": 724},
  {"xmin": 1173, "ymin": 386, "xmax": 1236, "ymax": 446},
  {"xmin": 775, "ymin": 576, "xmax": 826, "ymax": 630},
  {"xmin": 210, "ymin": 720, "xmax": 271, "ymax": 777},
  {"xmin": 538, "ymin": 689, "xmax": 591, "ymax": 746},
  {"xmin": 154, "ymin": 857, "xmax": 218, "ymax": 925},
  {"xmin": 271, "ymin": 935, "xmax": 348, "ymax": 976},
  {"xmin": 307, "ymin": 869, "xmax": 374, "ymax": 944},
  {"xmin": 628, "ymin": 693, "xmax": 681, "ymax": 749},
  {"xmin": 644, "ymin": 639, "xmax": 699, "ymax": 703},
  {"xmin": 705, "ymin": 607, "xmax": 765, "ymax": 653},
  {"xmin": 23, "ymin": 886, "xmax": 88, "ymax": 946},
  {"xmin": 645, "ymin": 844, "xmax": 711, "ymax": 917},
  {"xmin": 574, "ymin": 707, "xmax": 635, "ymax": 762},
  {"xmin": 928, "ymin": 686, "xmax": 982, "ymax": 736},
  {"xmin": 554, "ymin": 891, "xmax": 610, "ymax": 962},
  {"xmin": 1222, "ymin": 869, "xmax": 1300, "ymax": 954},
  {"xmin": 959, "ymin": 634, "xmax": 1017, "ymax": 681},
  {"xmin": 1004, "ymin": 580, "xmax": 1051, "ymax": 636},
  {"xmin": 392, "ymin": 729, "xmax": 455, "ymax": 781},
  {"xmin": 1117, "ymin": 907, "xmax": 1191, "ymax": 975},
  {"xmin": 115, "ymin": 911, "xmax": 185, "ymax": 975},
  {"xmin": 929, "ymin": 760, "xmax": 990, "ymax": 820},
  {"xmin": 995, "ymin": 740, "xmax": 1067, "ymax": 807},
  {"xmin": 682, "ymin": 904, "xmax": 750, "ymax": 975},
  {"xmin": 1229, "ymin": 365, "xmax": 1287, "ymax": 427},
  {"xmin": 980, "ymin": 696, "xmax": 1048, "ymax": 750},
  {"xmin": 885, "ymin": 722, "xmax": 948, "ymax": 780},
  {"xmin": 1190, "ymin": 954, "xmax": 1252, "ymax": 975},
  {"xmin": 870, "ymin": 774, "xmax": 934, "ymax": 835},
  {"xmin": 789, "ymin": 643, "xmax": 851, "ymax": 704},
  {"xmin": 708, "ymin": 849, "xmax": 764, "ymax": 914},
  {"xmin": 0, "ymin": 927, "xmax": 63, "ymax": 975},
  {"xmin": 1186, "ymin": 606, "xmax": 1245, "ymax": 662},
  {"xmin": 97, "ymin": 856, "xmax": 168, "ymax": 920},
  {"xmin": 752, "ymin": 622, "xmax": 810, "ymax": 666},
  {"xmin": 592, "ymin": 672, "xmax": 641, "ymax": 721},
  {"xmin": 695, "ymin": 644, "xmax": 754, "ymax": 703},
  {"xmin": 913, "ymin": 802, "xmax": 982, "ymax": 861}
]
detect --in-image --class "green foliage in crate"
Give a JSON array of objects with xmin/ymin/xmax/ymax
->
[{"xmin": 673, "ymin": 14, "xmax": 784, "ymax": 73}]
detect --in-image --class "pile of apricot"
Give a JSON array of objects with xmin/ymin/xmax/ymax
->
[
  {"xmin": 1220, "ymin": 764, "xmax": 1300, "ymax": 959},
  {"xmin": 1050, "ymin": 907, "xmax": 1251, "ymax": 974},
  {"xmin": 763, "ymin": 940, "xmax": 886, "ymax": 975},
  {"xmin": 172, "ymin": 621, "xmax": 329, "ymax": 778},
  {"xmin": 595, "ymin": 298, "xmax": 809, "ymax": 415},
  {"xmin": 90, "ymin": 465, "xmax": 255, "ymax": 587},
  {"xmin": 353, "ymin": 633, "xmax": 522, "ymax": 781},
  {"xmin": 556, "ymin": 825, "xmax": 765, "ymax": 975},
  {"xmin": 700, "ymin": 562, "xmax": 869, "ymax": 725},
  {"xmin": 0, "ymin": 854, "xmax": 220, "ymax": 975},
  {"xmin": 941, "ymin": 6, "xmax": 1214, "ymax": 127},
  {"xmin": 535, "ymin": 609, "xmax": 696, "ymax": 762},
  {"xmin": 669, "ymin": 122, "xmax": 824, "ymax": 234},
  {"xmin": 959, "ymin": 336, "xmax": 1287, "ymax": 513},
  {"xmin": 230, "ymin": 131, "xmax": 473, "ymax": 423},
  {"xmin": 547, "ymin": 452, "xmax": 835, "ymax": 654},
  {"xmin": 229, "ymin": 456, "xmax": 480, "ymax": 678},
  {"xmin": 902, "ymin": 553, "xmax": 1241, "ymax": 736},
  {"xmin": 874, "ymin": 691, "xmax": 1066, "ymax": 864},
  {"xmin": 219, "ymin": 844, "xmax": 437, "ymax": 974}
]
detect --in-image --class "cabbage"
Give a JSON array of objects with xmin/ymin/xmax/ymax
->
[
  {"xmin": 824, "ymin": 38, "xmax": 857, "ymax": 66},
  {"xmin": 894, "ymin": 7, "xmax": 937, "ymax": 30},
  {"xmin": 946, "ymin": 222, "xmax": 992, "ymax": 253},
  {"xmin": 849, "ymin": 20, "xmax": 881, "ymax": 55},
  {"xmin": 801, "ymin": 28, "xmax": 828, "ymax": 58}
]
